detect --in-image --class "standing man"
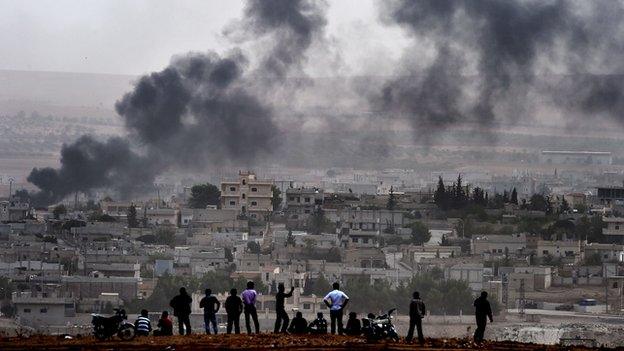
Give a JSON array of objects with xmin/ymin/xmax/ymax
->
[
  {"xmin": 241, "ymin": 281, "xmax": 260, "ymax": 334},
  {"xmin": 473, "ymin": 291, "xmax": 493, "ymax": 343},
  {"xmin": 274, "ymin": 283, "xmax": 294, "ymax": 333},
  {"xmin": 169, "ymin": 287, "xmax": 193, "ymax": 335},
  {"xmin": 225, "ymin": 288, "xmax": 243, "ymax": 334},
  {"xmin": 406, "ymin": 291, "xmax": 426, "ymax": 345},
  {"xmin": 323, "ymin": 282, "xmax": 349, "ymax": 335},
  {"xmin": 199, "ymin": 288, "xmax": 221, "ymax": 334}
]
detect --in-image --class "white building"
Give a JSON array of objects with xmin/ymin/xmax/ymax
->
[{"xmin": 221, "ymin": 171, "xmax": 273, "ymax": 220}]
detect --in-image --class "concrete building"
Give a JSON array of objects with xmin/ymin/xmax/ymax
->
[
  {"xmin": 0, "ymin": 200, "xmax": 30, "ymax": 222},
  {"xmin": 584, "ymin": 243, "xmax": 624, "ymax": 262},
  {"xmin": 12, "ymin": 291, "xmax": 76, "ymax": 328},
  {"xmin": 221, "ymin": 171, "xmax": 273, "ymax": 220},
  {"xmin": 472, "ymin": 233, "xmax": 527, "ymax": 256},
  {"xmin": 603, "ymin": 217, "xmax": 624, "ymax": 237},
  {"xmin": 597, "ymin": 186, "xmax": 624, "ymax": 206},
  {"xmin": 285, "ymin": 187, "xmax": 324, "ymax": 229},
  {"xmin": 61, "ymin": 274, "xmax": 140, "ymax": 302},
  {"xmin": 536, "ymin": 240, "xmax": 581, "ymax": 259},
  {"xmin": 445, "ymin": 263, "xmax": 492, "ymax": 292}
]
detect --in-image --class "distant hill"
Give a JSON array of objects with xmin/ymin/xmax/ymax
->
[{"xmin": 0, "ymin": 69, "xmax": 136, "ymax": 118}]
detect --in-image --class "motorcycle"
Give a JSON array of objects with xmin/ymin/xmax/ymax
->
[
  {"xmin": 362, "ymin": 308, "xmax": 400, "ymax": 342},
  {"xmin": 91, "ymin": 308, "xmax": 136, "ymax": 341}
]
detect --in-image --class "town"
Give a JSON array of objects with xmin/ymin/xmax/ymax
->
[{"xmin": 1, "ymin": 165, "xmax": 624, "ymax": 346}]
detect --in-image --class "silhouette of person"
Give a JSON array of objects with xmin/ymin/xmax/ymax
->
[
  {"xmin": 288, "ymin": 311, "xmax": 308, "ymax": 334},
  {"xmin": 274, "ymin": 283, "xmax": 294, "ymax": 333},
  {"xmin": 406, "ymin": 291, "xmax": 426, "ymax": 344},
  {"xmin": 199, "ymin": 288, "xmax": 220, "ymax": 334},
  {"xmin": 344, "ymin": 312, "xmax": 361, "ymax": 336},
  {"xmin": 473, "ymin": 291, "xmax": 493, "ymax": 343},
  {"xmin": 169, "ymin": 287, "xmax": 193, "ymax": 335},
  {"xmin": 241, "ymin": 281, "xmax": 260, "ymax": 333},
  {"xmin": 323, "ymin": 282, "xmax": 349, "ymax": 335},
  {"xmin": 154, "ymin": 311, "xmax": 173, "ymax": 336},
  {"xmin": 308, "ymin": 312, "xmax": 328, "ymax": 334},
  {"xmin": 225, "ymin": 288, "xmax": 243, "ymax": 334}
]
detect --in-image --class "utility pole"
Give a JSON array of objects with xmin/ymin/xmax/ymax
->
[
  {"xmin": 519, "ymin": 279, "xmax": 525, "ymax": 315},
  {"xmin": 605, "ymin": 278, "xmax": 609, "ymax": 314}
]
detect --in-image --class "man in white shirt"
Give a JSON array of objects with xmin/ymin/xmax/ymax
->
[{"xmin": 323, "ymin": 282, "xmax": 349, "ymax": 335}]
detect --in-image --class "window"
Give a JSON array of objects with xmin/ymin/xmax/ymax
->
[
  {"xmin": 305, "ymin": 197, "xmax": 310, "ymax": 203},
  {"xmin": 303, "ymin": 303, "xmax": 311, "ymax": 310},
  {"xmin": 40, "ymin": 308, "xmax": 47, "ymax": 313},
  {"xmin": 542, "ymin": 250, "xmax": 549, "ymax": 255},
  {"xmin": 252, "ymin": 187, "xmax": 258, "ymax": 192},
  {"xmin": 616, "ymin": 225, "xmax": 620, "ymax": 230},
  {"xmin": 229, "ymin": 201, "xmax": 236, "ymax": 206},
  {"xmin": 23, "ymin": 308, "xmax": 31, "ymax": 313},
  {"xmin": 289, "ymin": 197, "xmax": 295, "ymax": 201},
  {"xmin": 242, "ymin": 194, "xmax": 246, "ymax": 199},
  {"xmin": 304, "ymin": 210, "xmax": 310, "ymax": 214},
  {"xmin": 251, "ymin": 201, "xmax": 258, "ymax": 206},
  {"xmin": 242, "ymin": 179, "xmax": 247, "ymax": 185},
  {"xmin": 230, "ymin": 187, "xmax": 236, "ymax": 192},
  {"xmin": 251, "ymin": 214, "xmax": 257, "ymax": 219}
]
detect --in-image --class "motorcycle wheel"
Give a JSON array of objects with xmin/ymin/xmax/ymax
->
[
  {"xmin": 94, "ymin": 326, "xmax": 108, "ymax": 341},
  {"xmin": 118, "ymin": 325, "xmax": 136, "ymax": 341}
]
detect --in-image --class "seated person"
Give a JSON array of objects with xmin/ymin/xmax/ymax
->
[
  {"xmin": 154, "ymin": 311, "xmax": 173, "ymax": 336},
  {"xmin": 288, "ymin": 311, "xmax": 308, "ymax": 334},
  {"xmin": 134, "ymin": 309, "xmax": 152, "ymax": 336},
  {"xmin": 344, "ymin": 312, "xmax": 362, "ymax": 336},
  {"xmin": 308, "ymin": 312, "xmax": 328, "ymax": 334}
]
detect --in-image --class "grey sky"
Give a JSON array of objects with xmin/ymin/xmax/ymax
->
[{"xmin": 0, "ymin": 0, "xmax": 408, "ymax": 76}]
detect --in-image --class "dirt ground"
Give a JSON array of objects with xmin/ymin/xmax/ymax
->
[{"xmin": 0, "ymin": 333, "xmax": 612, "ymax": 351}]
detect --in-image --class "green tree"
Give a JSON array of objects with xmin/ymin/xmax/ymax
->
[
  {"xmin": 271, "ymin": 185, "xmax": 282, "ymax": 211},
  {"xmin": 308, "ymin": 206, "xmax": 334, "ymax": 235},
  {"xmin": 434, "ymin": 176, "xmax": 448, "ymax": 210},
  {"xmin": 406, "ymin": 221, "xmax": 431, "ymax": 245},
  {"xmin": 127, "ymin": 204, "xmax": 138, "ymax": 228},
  {"xmin": 247, "ymin": 241, "xmax": 261, "ymax": 254},
  {"xmin": 559, "ymin": 196, "xmax": 570, "ymax": 214},
  {"xmin": 53, "ymin": 204, "xmax": 67, "ymax": 219},
  {"xmin": 154, "ymin": 227, "xmax": 176, "ymax": 247},
  {"xmin": 510, "ymin": 188, "xmax": 518, "ymax": 205},
  {"xmin": 387, "ymin": 186, "xmax": 397, "ymax": 210},
  {"xmin": 188, "ymin": 183, "xmax": 220, "ymax": 209}
]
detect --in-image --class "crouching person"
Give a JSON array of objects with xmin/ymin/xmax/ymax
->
[
  {"xmin": 135, "ymin": 309, "xmax": 152, "ymax": 336},
  {"xmin": 308, "ymin": 312, "xmax": 328, "ymax": 334},
  {"xmin": 154, "ymin": 311, "xmax": 173, "ymax": 336}
]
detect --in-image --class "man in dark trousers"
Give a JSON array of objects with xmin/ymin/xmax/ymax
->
[
  {"xmin": 323, "ymin": 282, "xmax": 349, "ymax": 335},
  {"xmin": 225, "ymin": 288, "xmax": 243, "ymax": 334},
  {"xmin": 169, "ymin": 287, "xmax": 193, "ymax": 335},
  {"xmin": 199, "ymin": 288, "xmax": 220, "ymax": 334},
  {"xmin": 473, "ymin": 291, "xmax": 493, "ymax": 343},
  {"xmin": 274, "ymin": 283, "xmax": 294, "ymax": 333},
  {"xmin": 288, "ymin": 311, "xmax": 308, "ymax": 334},
  {"xmin": 406, "ymin": 291, "xmax": 426, "ymax": 344},
  {"xmin": 241, "ymin": 281, "xmax": 260, "ymax": 334}
]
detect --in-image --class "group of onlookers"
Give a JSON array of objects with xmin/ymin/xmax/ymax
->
[{"xmin": 131, "ymin": 282, "xmax": 494, "ymax": 345}]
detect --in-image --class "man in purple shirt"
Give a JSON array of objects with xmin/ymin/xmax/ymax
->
[{"xmin": 241, "ymin": 281, "xmax": 260, "ymax": 334}]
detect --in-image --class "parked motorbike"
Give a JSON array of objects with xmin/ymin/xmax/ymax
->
[
  {"xmin": 91, "ymin": 308, "xmax": 135, "ymax": 341},
  {"xmin": 362, "ymin": 308, "xmax": 399, "ymax": 342}
]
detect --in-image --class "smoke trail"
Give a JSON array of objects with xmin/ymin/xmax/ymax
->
[
  {"xmin": 28, "ymin": 51, "xmax": 279, "ymax": 205},
  {"xmin": 376, "ymin": 0, "xmax": 624, "ymax": 136},
  {"xmin": 229, "ymin": 0, "xmax": 327, "ymax": 80}
]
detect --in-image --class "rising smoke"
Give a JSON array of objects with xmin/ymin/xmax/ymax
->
[
  {"xmin": 376, "ymin": 0, "xmax": 624, "ymax": 137},
  {"xmin": 26, "ymin": 0, "xmax": 624, "ymax": 205},
  {"xmin": 28, "ymin": 0, "xmax": 328, "ymax": 206}
]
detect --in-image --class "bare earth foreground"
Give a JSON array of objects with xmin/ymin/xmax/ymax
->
[{"xmin": 0, "ymin": 334, "xmax": 613, "ymax": 351}]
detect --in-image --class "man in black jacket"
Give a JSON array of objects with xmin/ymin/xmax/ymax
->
[
  {"xmin": 274, "ymin": 283, "xmax": 294, "ymax": 333},
  {"xmin": 288, "ymin": 311, "xmax": 308, "ymax": 334},
  {"xmin": 406, "ymin": 291, "xmax": 426, "ymax": 344},
  {"xmin": 225, "ymin": 288, "xmax": 243, "ymax": 334},
  {"xmin": 473, "ymin": 291, "xmax": 493, "ymax": 343},
  {"xmin": 169, "ymin": 287, "xmax": 193, "ymax": 335},
  {"xmin": 199, "ymin": 288, "xmax": 220, "ymax": 334}
]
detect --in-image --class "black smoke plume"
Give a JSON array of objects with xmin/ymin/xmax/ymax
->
[
  {"xmin": 377, "ymin": 0, "xmax": 624, "ymax": 137},
  {"xmin": 27, "ymin": 1, "xmax": 330, "ymax": 206},
  {"xmin": 28, "ymin": 52, "xmax": 279, "ymax": 205},
  {"xmin": 230, "ymin": 0, "xmax": 327, "ymax": 80}
]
